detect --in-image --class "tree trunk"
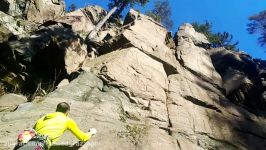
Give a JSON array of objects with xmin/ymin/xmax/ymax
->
[{"xmin": 87, "ymin": 6, "xmax": 117, "ymax": 40}]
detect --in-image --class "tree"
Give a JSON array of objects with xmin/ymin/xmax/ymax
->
[
  {"xmin": 68, "ymin": 4, "xmax": 77, "ymax": 12},
  {"xmin": 108, "ymin": 0, "xmax": 149, "ymax": 17},
  {"xmin": 146, "ymin": 0, "xmax": 173, "ymax": 30},
  {"xmin": 215, "ymin": 32, "xmax": 239, "ymax": 50},
  {"xmin": 192, "ymin": 21, "xmax": 239, "ymax": 50},
  {"xmin": 247, "ymin": 11, "xmax": 266, "ymax": 47}
]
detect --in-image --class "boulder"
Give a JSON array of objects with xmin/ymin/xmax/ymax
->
[
  {"xmin": 175, "ymin": 23, "xmax": 210, "ymax": 46},
  {"xmin": 0, "ymin": 94, "xmax": 27, "ymax": 112},
  {"xmin": 1, "ymin": 0, "xmax": 65, "ymax": 23},
  {"xmin": 83, "ymin": 5, "xmax": 107, "ymax": 25},
  {"xmin": 26, "ymin": 0, "xmax": 65, "ymax": 23},
  {"xmin": 0, "ymin": 11, "xmax": 37, "ymax": 42},
  {"xmin": 0, "ymin": 11, "xmax": 26, "ymax": 36},
  {"xmin": 1, "ymin": 0, "xmax": 28, "ymax": 16},
  {"xmin": 55, "ymin": 5, "xmax": 106, "ymax": 34}
]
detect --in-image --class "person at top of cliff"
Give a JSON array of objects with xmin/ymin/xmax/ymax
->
[{"xmin": 15, "ymin": 102, "xmax": 96, "ymax": 150}]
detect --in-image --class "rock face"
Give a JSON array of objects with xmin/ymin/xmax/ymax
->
[
  {"xmin": 176, "ymin": 23, "xmax": 210, "ymax": 46},
  {"xmin": 0, "ymin": 94, "xmax": 27, "ymax": 112},
  {"xmin": 209, "ymin": 48, "xmax": 263, "ymax": 111},
  {"xmin": 123, "ymin": 9, "xmax": 177, "ymax": 68},
  {"xmin": 29, "ymin": 23, "xmax": 88, "ymax": 75},
  {"xmin": 0, "ymin": 3, "xmax": 105, "ymax": 98},
  {"xmin": 0, "ymin": 22, "xmax": 87, "ymax": 95},
  {"xmin": 99, "ymin": 9, "xmax": 178, "ymax": 76},
  {"xmin": 0, "ymin": 11, "xmax": 26, "ymax": 37},
  {"xmin": 56, "ymin": 5, "xmax": 106, "ymax": 34},
  {"xmin": 2, "ymin": 0, "xmax": 27, "ymax": 16},
  {"xmin": 26, "ymin": 0, "xmax": 66, "ymax": 24},
  {"xmin": 1, "ymin": 0, "xmax": 65, "ymax": 24},
  {"xmin": 176, "ymin": 23, "xmax": 222, "ymax": 87},
  {"xmin": 83, "ymin": 47, "xmax": 169, "ymax": 126},
  {"xmin": 0, "ymin": 25, "xmax": 12, "ymax": 43},
  {"xmin": 1, "ymin": 4, "xmax": 266, "ymax": 150},
  {"xmin": 83, "ymin": 47, "xmax": 168, "ymax": 102}
]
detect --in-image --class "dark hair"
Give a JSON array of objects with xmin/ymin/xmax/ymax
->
[{"xmin": 56, "ymin": 102, "xmax": 70, "ymax": 113}]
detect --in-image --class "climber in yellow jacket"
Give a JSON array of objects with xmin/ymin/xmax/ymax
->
[{"xmin": 33, "ymin": 102, "xmax": 96, "ymax": 149}]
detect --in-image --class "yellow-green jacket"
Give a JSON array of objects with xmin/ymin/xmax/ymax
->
[{"xmin": 33, "ymin": 112, "xmax": 92, "ymax": 147}]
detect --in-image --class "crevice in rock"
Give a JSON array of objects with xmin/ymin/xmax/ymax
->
[
  {"xmin": 165, "ymin": 99, "xmax": 173, "ymax": 129},
  {"xmin": 176, "ymin": 140, "xmax": 182, "ymax": 149},
  {"xmin": 159, "ymin": 126, "xmax": 172, "ymax": 136},
  {"xmin": 147, "ymin": 116, "xmax": 166, "ymax": 122},
  {"xmin": 184, "ymin": 96, "xmax": 222, "ymax": 113},
  {"xmin": 165, "ymin": 83, "xmax": 173, "ymax": 137}
]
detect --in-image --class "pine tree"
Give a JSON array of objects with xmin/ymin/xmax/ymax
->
[
  {"xmin": 192, "ymin": 21, "xmax": 239, "ymax": 50},
  {"xmin": 247, "ymin": 10, "xmax": 266, "ymax": 47},
  {"xmin": 146, "ymin": 0, "xmax": 173, "ymax": 30}
]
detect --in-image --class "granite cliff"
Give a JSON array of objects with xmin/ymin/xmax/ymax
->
[{"xmin": 0, "ymin": 1, "xmax": 266, "ymax": 150}]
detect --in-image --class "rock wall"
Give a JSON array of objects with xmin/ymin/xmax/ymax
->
[
  {"xmin": 1, "ymin": 3, "xmax": 266, "ymax": 150},
  {"xmin": 209, "ymin": 48, "xmax": 265, "ymax": 112},
  {"xmin": 3, "ymin": 0, "xmax": 65, "ymax": 24}
]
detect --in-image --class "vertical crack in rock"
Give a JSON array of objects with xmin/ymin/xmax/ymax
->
[
  {"xmin": 165, "ymin": 90, "xmax": 173, "ymax": 130},
  {"xmin": 165, "ymin": 77, "xmax": 173, "ymax": 138}
]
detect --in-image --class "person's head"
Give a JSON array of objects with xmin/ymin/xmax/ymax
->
[{"xmin": 56, "ymin": 102, "xmax": 70, "ymax": 115}]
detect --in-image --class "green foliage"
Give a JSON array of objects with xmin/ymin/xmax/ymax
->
[
  {"xmin": 192, "ymin": 21, "xmax": 239, "ymax": 51},
  {"xmin": 108, "ymin": 0, "xmax": 149, "ymax": 17},
  {"xmin": 68, "ymin": 4, "xmax": 77, "ymax": 12},
  {"xmin": 192, "ymin": 21, "xmax": 212, "ymax": 36},
  {"xmin": 247, "ymin": 10, "xmax": 266, "ymax": 48},
  {"xmin": 146, "ymin": 0, "xmax": 173, "ymax": 30}
]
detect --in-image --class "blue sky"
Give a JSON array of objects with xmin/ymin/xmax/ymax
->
[{"xmin": 65, "ymin": 0, "xmax": 266, "ymax": 59}]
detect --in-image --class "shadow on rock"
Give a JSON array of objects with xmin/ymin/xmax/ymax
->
[{"xmin": 0, "ymin": 22, "xmax": 87, "ymax": 100}]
